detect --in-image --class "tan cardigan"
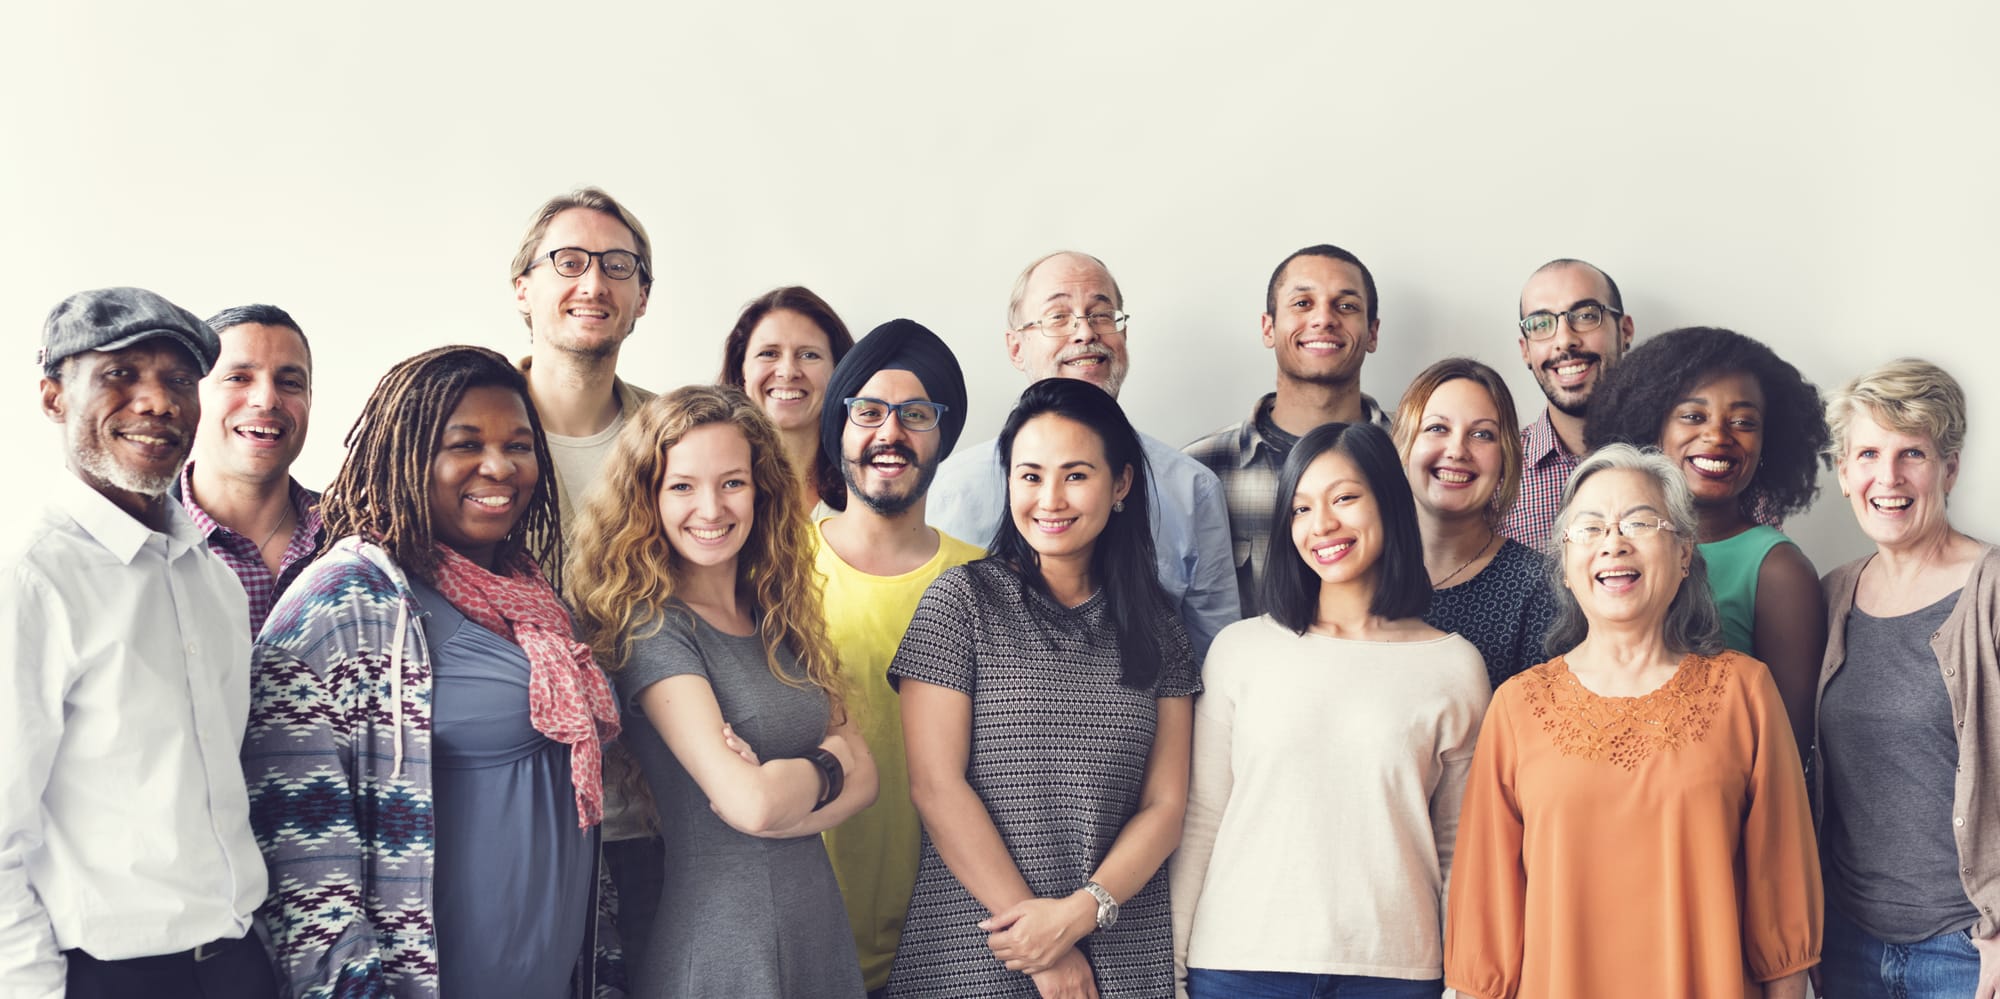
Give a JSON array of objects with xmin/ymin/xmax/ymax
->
[{"xmin": 1814, "ymin": 542, "xmax": 2000, "ymax": 939}]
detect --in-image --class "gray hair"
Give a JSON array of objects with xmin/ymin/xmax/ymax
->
[{"xmin": 1542, "ymin": 443, "xmax": 1724, "ymax": 658}]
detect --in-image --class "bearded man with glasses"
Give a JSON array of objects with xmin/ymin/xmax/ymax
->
[
  {"xmin": 1500, "ymin": 257, "xmax": 1638, "ymax": 548},
  {"xmin": 928, "ymin": 250, "xmax": 1240, "ymax": 656}
]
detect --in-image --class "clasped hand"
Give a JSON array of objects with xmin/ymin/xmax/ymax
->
[{"xmin": 979, "ymin": 893, "xmax": 1095, "ymax": 974}]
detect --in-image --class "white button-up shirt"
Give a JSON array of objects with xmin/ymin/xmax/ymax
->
[{"xmin": 1, "ymin": 471, "xmax": 267, "ymax": 997}]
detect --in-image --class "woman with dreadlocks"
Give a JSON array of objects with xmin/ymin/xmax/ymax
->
[
  {"xmin": 244, "ymin": 345, "xmax": 623, "ymax": 999},
  {"xmin": 567, "ymin": 385, "xmax": 874, "ymax": 997}
]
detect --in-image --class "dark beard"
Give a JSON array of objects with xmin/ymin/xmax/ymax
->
[{"xmin": 843, "ymin": 445, "xmax": 939, "ymax": 517}]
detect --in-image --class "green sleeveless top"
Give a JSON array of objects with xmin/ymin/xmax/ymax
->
[{"xmin": 1698, "ymin": 524, "xmax": 1790, "ymax": 653}]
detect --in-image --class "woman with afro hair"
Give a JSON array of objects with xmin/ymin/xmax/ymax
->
[{"xmin": 1586, "ymin": 326, "xmax": 1829, "ymax": 765}]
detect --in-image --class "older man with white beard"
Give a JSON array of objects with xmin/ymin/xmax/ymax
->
[{"xmin": 928, "ymin": 250, "xmax": 1239, "ymax": 655}]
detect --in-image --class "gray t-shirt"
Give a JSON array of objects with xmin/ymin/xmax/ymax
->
[{"xmin": 1820, "ymin": 588, "xmax": 1979, "ymax": 942}]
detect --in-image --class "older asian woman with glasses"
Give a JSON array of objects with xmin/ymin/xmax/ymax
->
[
  {"xmin": 1812, "ymin": 359, "xmax": 2000, "ymax": 999},
  {"xmin": 1444, "ymin": 444, "xmax": 1821, "ymax": 999}
]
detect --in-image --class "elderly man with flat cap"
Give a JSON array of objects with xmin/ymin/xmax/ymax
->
[
  {"xmin": 812, "ymin": 319, "xmax": 984, "ymax": 997},
  {"xmin": 2, "ymin": 288, "xmax": 275, "ymax": 998}
]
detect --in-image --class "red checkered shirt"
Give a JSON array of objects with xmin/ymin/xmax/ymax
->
[
  {"xmin": 175, "ymin": 462, "xmax": 325, "ymax": 637},
  {"xmin": 1499, "ymin": 409, "xmax": 1576, "ymax": 552}
]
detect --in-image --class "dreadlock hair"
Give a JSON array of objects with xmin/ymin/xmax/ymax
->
[
  {"xmin": 1585, "ymin": 326, "xmax": 1829, "ymax": 522},
  {"xmin": 319, "ymin": 345, "xmax": 562, "ymax": 587},
  {"xmin": 567, "ymin": 385, "xmax": 845, "ymax": 721},
  {"xmin": 984, "ymin": 377, "xmax": 1171, "ymax": 691}
]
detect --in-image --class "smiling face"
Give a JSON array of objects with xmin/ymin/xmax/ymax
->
[
  {"xmin": 42, "ymin": 340, "xmax": 202, "ymax": 517},
  {"xmin": 1560, "ymin": 468, "xmax": 1692, "ymax": 632},
  {"xmin": 1290, "ymin": 448, "xmax": 1383, "ymax": 590},
  {"xmin": 427, "ymin": 385, "xmax": 539, "ymax": 570},
  {"xmin": 1007, "ymin": 413, "xmax": 1132, "ymax": 576},
  {"xmin": 1263, "ymin": 254, "xmax": 1379, "ymax": 389},
  {"xmin": 1836, "ymin": 403, "xmax": 1959, "ymax": 552},
  {"xmin": 1518, "ymin": 263, "xmax": 1633, "ymax": 417},
  {"xmin": 196, "ymin": 323, "xmax": 312, "ymax": 487},
  {"xmin": 740, "ymin": 308, "xmax": 836, "ymax": 434},
  {"xmin": 514, "ymin": 207, "xmax": 650, "ymax": 359},
  {"xmin": 1005, "ymin": 254, "xmax": 1130, "ymax": 397},
  {"xmin": 840, "ymin": 368, "xmax": 944, "ymax": 517},
  {"xmin": 1658, "ymin": 369, "xmax": 1766, "ymax": 512},
  {"xmin": 657, "ymin": 421, "xmax": 756, "ymax": 578},
  {"xmin": 1403, "ymin": 377, "xmax": 1506, "ymax": 521}
]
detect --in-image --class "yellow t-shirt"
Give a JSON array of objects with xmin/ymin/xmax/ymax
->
[{"xmin": 815, "ymin": 519, "xmax": 985, "ymax": 991}]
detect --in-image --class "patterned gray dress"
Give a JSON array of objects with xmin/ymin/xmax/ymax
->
[
  {"xmin": 616, "ymin": 605, "xmax": 864, "ymax": 999},
  {"xmin": 885, "ymin": 560, "xmax": 1200, "ymax": 998}
]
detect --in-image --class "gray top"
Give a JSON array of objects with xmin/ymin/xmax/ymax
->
[
  {"xmin": 1820, "ymin": 588, "xmax": 1978, "ymax": 942},
  {"xmin": 413, "ymin": 578, "xmax": 594, "ymax": 999},
  {"xmin": 885, "ymin": 560, "xmax": 1200, "ymax": 998},
  {"xmin": 615, "ymin": 604, "xmax": 863, "ymax": 998}
]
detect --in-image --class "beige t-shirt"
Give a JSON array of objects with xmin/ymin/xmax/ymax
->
[{"xmin": 1171, "ymin": 615, "xmax": 1489, "ymax": 986}]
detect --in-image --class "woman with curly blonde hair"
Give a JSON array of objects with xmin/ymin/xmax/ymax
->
[{"xmin": 568, "ymin": 384, "xmax": 876, "ymax": 998}]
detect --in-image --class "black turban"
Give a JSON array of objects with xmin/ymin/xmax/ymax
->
[{"xmin": 819, "ymin": 318, "xmax": 969, "ymax": 468}]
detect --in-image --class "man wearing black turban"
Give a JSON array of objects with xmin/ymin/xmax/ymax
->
[{"xmin": 812, "ymin": 318, "xmax": 985, "ymax": 994}]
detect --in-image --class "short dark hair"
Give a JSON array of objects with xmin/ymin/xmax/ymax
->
[
  {"xmin": 1261, "ymin": 422, "xmax": 1430, "ymax": 632},
  {"xmin": 204, "ymin": 304, "xmax": 312, "ymax": 370},
  {"xmin": 1584, "ymin": 326, "xmax": 1828, "ymax": 521},
  {"xmin": 985, "ymin": 377, "xmax": 1173, "ymax": 690},
  {"xmin": 717, "ymin": 286, "xmax": 857, "ymax": 509},
  {"xmin": 1523, "ymin": 258, "xmax": 1623, "ymax": 316},
  {"xmin": 1264, "ymin": 244, "xmax": 1379, "ymax": 323}
]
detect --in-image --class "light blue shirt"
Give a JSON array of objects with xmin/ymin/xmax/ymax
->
[{"xmin": 928, "ymin": 431, "xmax": 1241, "ymax": 657}]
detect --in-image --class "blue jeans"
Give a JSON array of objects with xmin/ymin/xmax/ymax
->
[
  {"xmin": 1187, "ymin": 968, "xmax": 1443, "ymax": 998},
  {"xmin": 1821, "ymin": 904, "xmax": 1979, "ymax": 999}
]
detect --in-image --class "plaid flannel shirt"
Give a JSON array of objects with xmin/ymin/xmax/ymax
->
[
  {"xmin": 176, "ymin": 462, "xmax": 325, "ymax": 637},
  {"xmin": 1183, "ymin": 392, "xmax": 1387, "ymax": 618}
]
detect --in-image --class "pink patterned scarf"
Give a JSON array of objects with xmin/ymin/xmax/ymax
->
[{"xmin": 430, "ymin": 545, "xmax": 621, "ymax": 829}]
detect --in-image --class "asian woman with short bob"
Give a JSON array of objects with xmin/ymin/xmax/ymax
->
[{"xmin": 1173, "ymin": 422, "xmax": 1489, "ymax": 998}]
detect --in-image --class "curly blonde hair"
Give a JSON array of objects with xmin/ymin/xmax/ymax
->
[{"xmin": 567, "ymin": 385, "xmax": 845, "ymax": 720}]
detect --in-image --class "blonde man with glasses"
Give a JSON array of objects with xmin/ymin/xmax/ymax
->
[{"xmin": 509, "ymin": 186, "xmax": 663, "ymax": 967}]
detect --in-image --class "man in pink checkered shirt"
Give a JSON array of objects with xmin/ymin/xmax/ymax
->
[
  {"xmin": 177, "ymin": 304, "xmax": 324, "ymax": 637},
  {"xmin": 1497, "ymin": 259, "xmax": 1634, "ymax": 550}
]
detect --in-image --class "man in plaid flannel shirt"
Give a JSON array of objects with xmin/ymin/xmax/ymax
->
[
  {"xmin": 1497, "ymin": 259, "xmax": 1634, "ymax": 550},
  {"xmin": 178, "ymin": 304, "xmax": 325, "ymax": 638},
  {"xmin": 1184, "ymin": 244, "xmax": 1391, "ymax": 619}
]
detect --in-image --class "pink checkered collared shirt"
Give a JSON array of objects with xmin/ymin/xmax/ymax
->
[
  {"xmin": 175, "ymin": 462, "xmax": 325, "ymax": 637},
  {"xmin": 1499, "ymin": 408, "xmax": 1575, "ymax": 552}
]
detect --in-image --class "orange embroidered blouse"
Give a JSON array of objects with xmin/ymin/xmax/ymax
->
[{"xmin": 1444, "ymin": 650, "xmax": 1822, "ymax": 999}]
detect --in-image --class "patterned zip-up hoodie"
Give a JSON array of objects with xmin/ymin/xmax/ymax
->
[{"xmin": 245, "ymin": 536, "xmax": 621, "ymax": 999}]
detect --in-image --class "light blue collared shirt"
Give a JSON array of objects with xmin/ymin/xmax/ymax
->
[{"xmin": 927, "ymin": 431, "xmax": 1241, "ymax": 658}]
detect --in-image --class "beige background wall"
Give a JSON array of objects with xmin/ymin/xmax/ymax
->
[{"xmin": 4, "ymin": 0, "xmax": 1995, "ymax": 573}]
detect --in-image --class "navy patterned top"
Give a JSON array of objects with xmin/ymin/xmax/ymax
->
[
  {"xmin": 1424, "ymin": 538, "xmax": 1560, "ymax": 689},
  {"xmin": 885, "ymin": 559, "xmax": 1200, "ymax": 998}
]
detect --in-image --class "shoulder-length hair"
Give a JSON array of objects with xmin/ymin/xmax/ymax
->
[
  {"xmin": 1390, "ymin": 357, "xmax": 1523, "ymax": 527},
  {"xmin": 986, "ymin": 377, "xmax": 1170, "ymax": 691},
  {"xmin": 1262, "ymin": 422, "xmax": 1430, "ymax": 632},
  {"xmin": 567, "ymin": 385, "xmax": 844, "ymax": 719},
  {"xmin": 716, "ymin": 286, "xmax": 857, "ymax": 510},
  {"xmin": 320, "ymin": 345, "xmax": 561, "ymax": 587},
  {"xmin": 1585, "ymin": 326, "xmax": 1829, "ymax": 521},
  {"xmin": 1542, "ymin": 443, "xmax": 1724, "ymax": 658}
]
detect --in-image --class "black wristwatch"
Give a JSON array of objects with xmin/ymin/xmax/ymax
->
[{"xmin": 805, "ymin": 747, "xmax": 843, "ymax": 811}]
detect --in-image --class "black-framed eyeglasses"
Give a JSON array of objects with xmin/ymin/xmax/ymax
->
[
  {"xmin": 1015, "ymin": 310, "xmax": 1131, "ymax": 338},
  {"xmin": 531, "ymin": 247, "xmax": 647, "ymax": 282},
  {"xmin": 843, "ymin": 397, "xmax": 949, "ymax": 432},
  {"xmin": 1519, "ymin": 303, "xmax": 1620, "ymax": 341},
  {"xmin": 1560, "ymin": 518, "xmax": 1678, "ymax": 545}
]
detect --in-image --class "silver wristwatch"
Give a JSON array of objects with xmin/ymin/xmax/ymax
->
[{"xmin": 1081, "ymin": 881, "xmax": 1118, "ymax": 930}]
